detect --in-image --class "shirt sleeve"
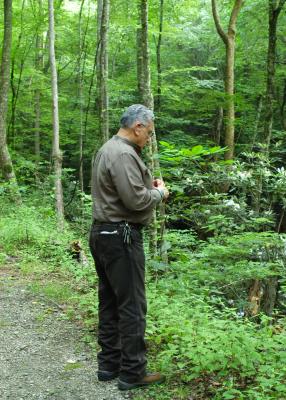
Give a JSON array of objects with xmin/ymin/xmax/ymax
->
[{"xmin": 109, "ymin": 152, "xmax": 162, "ymax": 212}]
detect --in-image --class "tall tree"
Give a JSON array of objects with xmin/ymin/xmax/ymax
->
[
  {"xmin": 8, "ymin": 0, "xmax": 26, "ymax": 143},
  {"xmin": 35, "ymin": 0, "xmax": 44, "ymax": 165},
  {"xmin": 138, "ymin": 0, "xmax": 153, "ymax": 111},
  {"xmin": 96, "ymin": 0, "xmax": 110, "ymax": 144},
  {"xmin": 155, "ymin": 0, "xmax": 164, "ymax": 113},
  {"xmin": 137, "ymin": 0, "xmax": 167, "ymax": 259},
  {"xmin": 263, "ymin": 0, "xmax": 286, "ymax": 148},
  {"xmin": 48, "ymin": 0, "xmax": 64, "ymax": 228},
  {"xmin": 137, "ymin": 0, "xmax": 157, "ymax": 256},
  {"xmin": 78, "ymin": 0, "xmax": 85, "ymax": 192},
  {"xmin": 211, "ymin": 0, "xmax": 243, "ymax": 161},
  {"xmin": 0, "ymin": 0, "xmax": 18, "ymax": 184}
]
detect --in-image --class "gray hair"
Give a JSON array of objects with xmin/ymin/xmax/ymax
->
[{"xmin": 120, "ymin": 104, "xmax": 154, "ymax": 128}]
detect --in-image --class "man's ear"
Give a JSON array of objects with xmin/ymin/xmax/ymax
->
[{"xmin": 133, "ymin": 122, "xmax": 142, "ymax": 136}]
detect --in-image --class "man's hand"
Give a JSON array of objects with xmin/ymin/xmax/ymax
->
[{"xmin": 153, "ymin": 179, "xmax": 169, "ymax": 200}]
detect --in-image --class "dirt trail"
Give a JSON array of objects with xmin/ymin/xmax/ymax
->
[{"xmin": 0, "ymin": 268, "xmax": 129, "ymax": 400}]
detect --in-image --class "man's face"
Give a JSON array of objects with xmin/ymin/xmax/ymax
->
[{"xmin": 133, "ymin": 121, "xmax": 155, "ymax": 148}]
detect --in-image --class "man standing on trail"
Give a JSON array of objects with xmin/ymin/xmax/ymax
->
[{"xmin": 89, "ymin": 104, "xmax": 169, "ymax": 391}]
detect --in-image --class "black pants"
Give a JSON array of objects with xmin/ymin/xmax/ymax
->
[{"xmin": 89, "ymin": 221, "xmax": 147, "ymax": 383}]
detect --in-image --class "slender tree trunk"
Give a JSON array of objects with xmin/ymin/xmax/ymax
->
[
  {"xmin": 138, "ymin": 0, "xmax": 168, "ymax": 260},
  {"xmin": 214, "ymin": 106, "xmax": 223, "ymax": 146},
  {"xmin": 78, "ymin": 0, "xmax": 85, "ymax": 192},
  {"xmin": 139, "ymin": 0, "xmax": 153, "ymax": 111},
  {"xmin": 35, "ymin": 0, "xmax": 43, "ymax": 166},
  {"xmin": 8, "ymin": 0, "xmax": 26, "ymax": 146},
  {"xmin": 48, "ymin": 0, "xmax": 64, "ymax": 229},
  {"xmin": 138, "ymin": 0, "xmax": 157, "ymax": 256},
  {"xmin": 0, "ymin": 0, "xmax": 18, "ymax": 186},
  {"xmin": 137, "ymin": 27, "xmax": 143, "ymax": 96},
  {"xmin": 155, "ymin": 0, "xmax": 164, "ymax": 112},
  {"xmin": 264, "ymin": 0, "xmax": 286, "ymax": 147},
  {"xmin": 252, "ymin": 95, "xmax": 263, "ymax": 147},
  {"xmin": 211, "ymin": 0, "xmax": 243, "ymax": 161},
  {"xmin": 224, "ymin": 38, "xmax": 235, "ymax": 160},
  {"xmin": 280, "ymin": 78, "xmax": 286, "ymax": 130},
  {"xmin": 84, "ymin": 48, "xmax": 97, "ymax": 146},
  {"xmin": 96, "ymin": 0, "xmax": 109, "ymax": 144}
]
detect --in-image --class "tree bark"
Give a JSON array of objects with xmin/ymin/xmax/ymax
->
[
  {"xmin": 211, "ymin": 0, "xmax": 243, "ymax": 161},
  {"xmin": 35, "ymin": 0, "xmax": 43, "ymax": 165},
  {"xmin": 213, "ymin": 106, "xmax": 224, "ymax": 146},
  {"xmin": 137, "ymin": 26, "xmax": 144, "ymax": 97},
  {"xmin": 139, "ymin": 0, "xmax": 154, "ymax": 111},
  {"xmin": 280, "ymin": 78, "xmax": 286, "ymax": 130},
  {"xmin": 8, "ymin": 0, "xmax": 26, "ymax": 145},
  {"xmin": 247, "ymin": 279, "xmax": 263, "ymax": 316},
  {"xmin": 138, "ymin": 0, "xmax": 168, "ymax": 260},
  {"xmin": 262, "ymin": 276, "xmax": 279, "ymax": 316},
  {"xmin": 48, "ymin": 0, "xmax": 64, "ymax": 229},
  {"xmin": 78, "ymin": 0, "xmax": 85, "ymax": 192},
  {"xmin": 252, "ymin": 95, "xmax": 263, "ymax": 147},
  {"xmin": 138, "ymin": 0, "xmax": 157, "ymax": 256},
  {"xmin": 0, "ymin": 0, "xmax": 18, "ymax": 185},
  {"xmin": 96, "ymin": 0, "xmax": 110, "ymax": 144},
  {"xmin": 155, "ymin": 0, "xmax": 164, "ymax": 112},
  {"xmin": 263, "ymin": 0, "xmax": 286, "ymax": 148}
]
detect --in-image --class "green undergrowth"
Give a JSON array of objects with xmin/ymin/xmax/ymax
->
[
  {"xmin": 142, "ymin": 231, "xmax": 286, "ymax": 400},
  {"xmin": 1, "ymin": 196, "xmax": 286, "ymax": 399},
  {"xmin": 0, "ymin": 197, "xmax": 98, "ymax": 331}
]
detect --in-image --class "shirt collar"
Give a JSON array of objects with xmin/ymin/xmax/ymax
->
[{"xmin": 114, "ymin": 134, "xmax": 141, "ymax": 154}]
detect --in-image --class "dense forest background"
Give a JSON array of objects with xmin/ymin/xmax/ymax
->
[{"xmin": 1, "ymin": 1, "xmax": 286, "ymax": 399}]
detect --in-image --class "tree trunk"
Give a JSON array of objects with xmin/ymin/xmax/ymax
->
[
  {"xmin": 8, "ymin": 0, "xmax": 26, "ymax": 145},
  {"xmin": 155, "ymin": 0, "xmax": 164, "ymax": 112},
  {"xmin": 280, "ymin": 78, "xmax": 286, "ymax": 130},
  {"xmin": 78, "ymin": 0, "xmax": 85, "ymax": 192},
  {"xmin": 213, "ymin": 106, "xmax": 223, "ymax": 146},
  {"xmin": 262, "ymin": 277, "xmax": 279, "ymax": 316},
  {"xmin": 224, "ymin": 38, "xmax": 235, "ymax": 160},
  {"xmin": 138, "ymin": 0, "xmax": 157, "ymax": 256},
  {"xmin": 137, "ymin": 26, "xmax": 144, "ymax": 97},
  {"xmin": 48, "ymin": 0, "xmax": 64, "ymax": 229},
  {"xmin": 247, "ymin": 279, "xmax": 263, "ymax": 316},
  {"xmin": 0, "ymin": 0, "xmax": 18, "ymax": 186},
  {"xmin": 96, "ymin": 0, "xmax": 109, "ymax": 144},
  {"xmin": 35, "ymin": 0, "xmax": 43, "ymax": 166},
  {"xmin": 138, "ymin": 0, "xmax": 168, "ymax": 260},
  {"xmin": 139, "ymin": 0, "xmax": 153, "ymax": 111},
  {"xmin": 211, "ymin": 0, "xmax": 243, "ymax": 161},
  {"xmin": 263, "ymin": 0, "xmax": 286, "ymax": 148},
  {"xmin": 252, "ymin": 95, "xmax": 263, "ymax": 147},
  {"xmin": 261, "ymin": 0, "xmax": 286, "ymax": 313}
]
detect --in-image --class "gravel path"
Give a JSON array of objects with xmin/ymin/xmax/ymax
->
[{"xmin": 0, "ymin": 268, "xmax": 130, "ymax": 400}]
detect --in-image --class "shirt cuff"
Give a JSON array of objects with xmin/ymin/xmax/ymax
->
[{"xmin": 154, "ymin": 188, "xmax": 164, "ymax": 201}]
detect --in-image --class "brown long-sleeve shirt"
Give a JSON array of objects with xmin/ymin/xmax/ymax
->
[{"xmin": 91, "ymin": 135, "xmax": 162, "ymax": 226}]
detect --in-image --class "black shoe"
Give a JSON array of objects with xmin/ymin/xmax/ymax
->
[
  {"xmin": 98, "ymin": 369, "xmax": 119, "ymax": 381},
  {"xmin": 118, "ymin": 372, "xmax": 166, "ymax": 390}
]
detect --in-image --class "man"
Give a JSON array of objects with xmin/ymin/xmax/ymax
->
[{"xmin": 89, "ymin": 104, "xmax": 169, "ymax": 391}]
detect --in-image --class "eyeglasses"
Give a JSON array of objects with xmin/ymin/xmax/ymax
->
[{"xmin": 139, "ymin": 124, "xmax": 155, "ymax": 138}]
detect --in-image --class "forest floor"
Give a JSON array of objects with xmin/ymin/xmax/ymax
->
[{"xmin": 0, "ymin": 264, "xmax": 130, "ymax": 400}]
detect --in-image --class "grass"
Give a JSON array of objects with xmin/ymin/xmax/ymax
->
[
  {"xmin": 63, "ymin": 362, "xmax": 84, "ymax": 372},
  {"xmin": 29, "ymin": 281, "xmax": 76, "ymax": 304}
]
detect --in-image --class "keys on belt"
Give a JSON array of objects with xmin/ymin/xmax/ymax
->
[
  {"xmin": 123, "ymin": 222, "xmax": 132, "ymax": 245},
  {"xmin": 94, "ymin": 220, "xmax": 142, "ymax": 245}
]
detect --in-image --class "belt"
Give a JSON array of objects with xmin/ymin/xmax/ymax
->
[{"xmin": 93, "ymin": 220, "xmax": 144, "ymax": 231}]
